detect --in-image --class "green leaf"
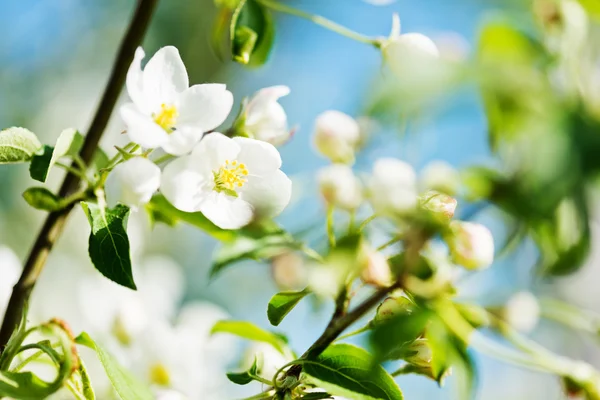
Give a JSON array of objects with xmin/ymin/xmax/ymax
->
[
  {"xmin": 267, "ymin": 289, "xmax": 309, "ymax": 326},
  {"xmin": 22, "ymin": 187, "xmax": 62, "ymax": 211},
  {"xmin": 81, "ymin": 202, "xmax": 135, "ymax": 289},
  {"xmin": 29, "ymin": 129, "xmax": 84, "ymax": 182},
  {"xmin": 230, "ymin": 0, "xmax": 275, "ymax": 66},
  {"xmin": 93, "ymin": 148, "xmax": 110, "ymax": 170},
  {"xmin": 578, "ymin": 0, "xmax": 600, "ymax": 20},
  {"xmin": 211, "ymin": 320, "xmax": 288, "ymax": 355},
  {"xmin": 211, "ymin": 222, "xmax": 300, "ymax": 278},
  {"xmin": 0, "ymin": 370, "xmax": 59, "ymax": 399},
  {"xmin": 0, "ymin": 127, "xmax": 42, "ymax": 164},
  {"xmin": 303, "ymin": 344, "xmax": 403, "ymax": 400},
  {"xmin": 146, "ymin": 194, "xmax": 236, "ymax": 242},
  {"xmin": 301, "ymin": 392, "xmax": 334, "ymax": 400},
  {"xmin": 75, "ymin": 332, "xmax": 153, "ymax": 400},
  {"xmin": 226, "ymin": 356, "xmax": 260, "ymax": 385},
  {"xmin": 29, "ymin": 145, "xmax": 54, "ymax": 182}
]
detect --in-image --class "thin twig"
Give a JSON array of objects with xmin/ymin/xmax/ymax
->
[{"xmin": 0, "ymin": 0, "xmax": 159, "ymax": 353}]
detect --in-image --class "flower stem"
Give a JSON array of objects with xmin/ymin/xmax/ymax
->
[
  {"xmin": 377, "ymin": 235, "xmax": 402, "ymax": 252},
  {"xmin": 358, "ymin": 214, "xmax": 377, "ymax": 232},
  {"xmin": 0, "ymin": 0, "xmax": 160, "ymax": 354},
  {"xmin": 326, "ymin": 205, "xmax": 336, "ymax": 248},
  {"xmin": 255, "ymin": 0, "xmax": 381, "ymax": 47}
]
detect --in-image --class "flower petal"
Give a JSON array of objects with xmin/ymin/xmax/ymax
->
[
  {"xmin": 120, "ymin": 103, "xmax": 168, "ymax": 148},
  {"xmin": 192, "ymin": 132, "xmax": 240, "ymax": 170},
  {"xmin": 233, "ymin": 137, "xmax": 282, "ymax": 174},
  {"xmin": 177, "ymin": 84, "xmax": 234, "ymax": 132},
  {"xmin": 241, "ymin": 169, "xmax": 291, "ymax": 218},
  {"xmin": 246, "ymin": 85, "xmax": 290, "ymax": 121},
  {"xmin": 161, "ymin": 126, "xmax": 205, "ymax": 156},
  {"xmin": 105, "ymin": 157, "xmax": 161, "ymax": 210},
  {"xmin": 142, "ymin": 46, "xmax": 189, "ymax": 111},
  {"xmin": 199, "ymin": 191, "xmax": 253, "ymax": 229},
  {"xmin": 161, "ymin": 156, "xmax": 208, "ymax": 213},
  {"xmin": 126, "ymin": 47, "xmax": 152, "ymax": 114}
]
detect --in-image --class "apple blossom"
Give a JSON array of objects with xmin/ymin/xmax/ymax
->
[
  {"xmin": 242, "ymin": 85, "xmax": 292, "ymax": 146},
  {"xmin": 360, "ymin": 248, "xmax": 393, "ymax": 287},
  {"xmin": 313, "ymin": 110, "xmax": 361, "ymax": 164},
  {"xmin": 419, "ymin": 160, "xmax": 461, "ymax": 196},
  {"xmin": 373, "ymin": 296, "xmax": 414, "ymax": 325},
  {"xmin": 161, "ymin": 133, "xmax": 291, "ymax": 229},
  {"xmin": 445, "ymin": 221, "xmax": 495, "ymax": 270},
  {"xmin": 419, "ymin": 190, "xmax": 458, "ymax": 220},
  {"xmin": 271, "ymin": 252, "xmax": 307, "ymax": 291},
  {"xmin": 105, "ymin": 157, "xmax": 161, "ymax": 210},
  {"xmin": 368, "ymin": 158, "xmax": 418, "ymax": 216},
  {"xmin": 504, "ymin": 291, "xmax": 540, "ymax": 333},
  {"xmin": 121, "ymin": 46, "xmax": 233, "ymax": 155},
  {"xmin": 317, "ymin": 164, "xmax": 363, "ymax": 211}
]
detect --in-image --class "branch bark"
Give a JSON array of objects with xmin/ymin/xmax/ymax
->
[{"xmin": 0, "ymin": 0, "xmax": 159, "ymax": 353}]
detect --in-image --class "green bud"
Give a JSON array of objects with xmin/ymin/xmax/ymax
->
[{"xmin": 372, "ymin": 296, "xmax": 414, "ymax": 326}]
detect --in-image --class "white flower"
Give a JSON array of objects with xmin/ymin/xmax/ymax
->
[
  {"xmin": 419, "ymin": 190, "xmax": 457, "ymax": 220},
  {"xmin": 313, "ymin": 110, "xmax": 360, "ymax": 164},
  {"xmin": 161, "ymin": 133, "xmax": 292, "ymax": 229},
  {"xmin": 0, "ymin": 246, "xmax": 21, "ymax": 318},
  {"xmin": 419, "ymin": 160, "xmax": 460, "ymax": 195},
  {"xmin": 271, "ymin": 252, "xmax": 307, "ymax": 291},
  {"xmin": 121, "ymin": 46, "xmax": 233, "ymax": 155},
  {"xmin": 360, "ymin": 249, "xmax": 392, "ymax": 287},
  {"xmin": 369, "ymin": 158, "xmax": 418, "ymax": 216},
  {"xmin": 243, "ymin": 342, "xmax": 291, "ymax": 381},
  {"xmin": 317, "ymin": 164, "xmax": 363, "ymax": 210},
  {"xmin": 504, "ymin": 291, "xmax": 540, "ymax": 333},
  {"xmin": 445, "ymin": 221, "xmax": 495, "ymax": 270},
  {"xmin": 105, "ymin": 157, "xmax": 161, "ymax": 210},
  {"xmin": 243, "ymin": 85, "xmax": 292, "ymax": 146}
]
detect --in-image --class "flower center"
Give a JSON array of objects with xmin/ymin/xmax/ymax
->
[
  {"xmin": 149, "ymin": 363, "xmax": 171, "ymax": 386},
  {"xmin": 213, "ymin": 159, "xmax": 248, "ymax": 196},
  {"xmin": 153, "ymin": 103, "xmax": 179, "ymax": 133}
]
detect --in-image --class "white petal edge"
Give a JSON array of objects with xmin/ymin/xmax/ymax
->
[
  {"xmin": 161, "ymin": 125, "xmax": 205, "ymax": 156},
  {"xmin": 121, "ymin": 103, "xmax": 169, "ymax": 149},
  {"xmin": 176, "ymin": 84, "xmax": 234, "ymax": 132},
  {"xmin": 142, "ymin": 46, "xmax": 189, "ymax": 111},
  {"xmin": 241, "ymin": 169, "xmax": 291, "ymax": 219},
  {"xmin": 161, "ymin": 156, "xmax": 207, "ymax": 213},
  {"xmin": 199, "ymin": 191, "xmax": 253, "ymax": 229},
  {"xmin": 126, "ymin": 47, "xmax": 151, "ymax": 114},
  {"xmin": 191, "ymin": 132, "xmax": 240, "ymax": 170},
  {"xmin": 105, "ymin": 157, "xmax": 160, "ymax": 210},
  {"xmin": 233, "ymin": 136, "xmax": 282, "ymax": 174}
]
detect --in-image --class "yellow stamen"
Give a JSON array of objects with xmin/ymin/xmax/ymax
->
[
  {"xmin": 149, "ymin": 363, "xmax": 171, "ymax": 386},
  {"xmin": 152, "ymin": 103, "xmax": 179, "ymax": 133},
  {"xmin": 214, "ymin": 159, "xmax": 249, "ymax": 195}
]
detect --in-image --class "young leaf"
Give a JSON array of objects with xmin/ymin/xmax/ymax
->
[
  {"xmin": 75, "ymin": 332, "xmax": 153, "ymax": 400},
  {"xmin": 0, "ymin": 127, "xmax": 42, "ymax": 164},
  {"xmin": 369, "ymin": 308, "xmax": 431, "ymax": 361},
  {"xmin": 303, "ymin": 344, "xmax": 403, "ymax": 400},
  {"xmin": 230, "ymin": 0, "xmax": 275, "ymax": 66},
  {"xmin": 81, "ymin": 202, "xmax": 136, "ymax": 289},
  {"xmin": 93, "ymin": 148, "xmax": 110, "ymax": 170},
  {"xmin": 0, "ymin": 370, "xmax": 59, "ymax": 399},
  {"xmin": 267, "ymin": 289, "xmax": 309, "ymax": 326},
  {"xmin": 301, "ymin": 392, "xmax": 334, "ymax": 400},
  {"xmin": 22, "ymin": 187, "xmax": 62, "ymax": 212},
  {"xmin": 29, "ymin": 145, "xmax": 54, "ymax": 182},
  {"xmin": 226, "ymin": 356, "xmax": 260, "ymax": 385},
  {"xmin": 211, "ymin": 320, "xmax": 288, "ymax": 355},
  {"xmin": 146, "ymin": 194, "xmax": 236, "ymax": 242}
]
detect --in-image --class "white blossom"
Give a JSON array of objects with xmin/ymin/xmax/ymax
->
[
  {"xmin": 121, "ymin": 46, "xmax": 233, "ymax": 155},
  {"xmin": 244, "ymin": 85, "xmax": 292, "ymax": 146},
  {"xmin": 105, "ymin": 157, "xmax": 161, "ymax": 210},
  {"xmin": 504, "ymin": 291, "xmax": 540, "ymax": 333},
  {"xmin": 161, "ymin": 133, "xmax": 291, "ymax": 229},
  {"xmin": 445, "ymin": 221, "xmax": 495, "ymax": 270},
  {"xmin": 419, "ymin": 190, "xmax": 457, "ymax": 220},
  {"xmin": 419, "ymin": 160, "xmax": 461, "ymax": 195},
  {"xmin": 360, "ymin": 248, "xmax": 392, "ymax": 287},
  {"xmin": 271, "ymin": 252, "xmax": 307, "ymax": 291},
  {"xmin": 313, "ymin": 110, "xmax": 361, "ymax": 164},
  {"xmin": 369, "ymin": 158, "xmax": 418, "ymax": 216},
  {"xmin": 317, "ymin": 164, "xmax": 363, "ymax": 210}
]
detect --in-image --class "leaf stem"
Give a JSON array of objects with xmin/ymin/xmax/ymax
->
[
  {"xmin": 326, "ymin": 205, "xmax": 336, "ymax": 248},
  {"xmin": 358, "ymin": 214, "xmax": 377, "ymax": 232},
  {"xmin": 0, "ymin": 0, "xmax": 159, "ymax": 354},
  {"xmin": 255, "ymin": 0, "xmax": 381, "ymax": 47}
]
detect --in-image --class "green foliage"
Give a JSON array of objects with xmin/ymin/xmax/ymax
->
[
  {"xmin": 302, "ymin": 344, "xmax": 403, "ymax": 400},
  {"xmin": 0, "ymin": 370, "xmax": 62, "ymax": 400},
  {"xmin": 81, "ymin": 202, "xmax": 135, "ymax": 289},
  {"xmin": 0, "ymin": 127, "xmax": 42, "ymax": 164},
  {"xmin": 29, "ymin": 145, "xmax": 54, "ymax": 182},
  {"xmin": 211, "ymin": 320, "xmax": 290, "ymax": 355},
  {"xmin": 75, "ymin": 332, "xmax": 153, "ymax": 400},
  {"xmin": 230, "ymin": 0, "xmax": 275, "ymax": 66},
  {"xmin": 22, "ymin": 187, "xmax": 62, "ymax": 212},
  {"xmin": 300, "ymin": 392, "xmax": 334, "ymax": 400},
  {"xmin": 226, "ymin": 356, "xmax": 260, "ymax": 385},
  {"xmin": 29, "ymin": 128, "xmax": 84, "ymax": 182},
  {"xmin": 268, "ymin": 289, "xmax": 309, "ymax": 326}
]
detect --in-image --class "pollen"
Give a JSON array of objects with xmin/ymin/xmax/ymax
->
[
  {"xmin": 214, "ymin": 159, "xmax": 249, "ymax": 194},
  {"xmin": 149, "ymin": 363, "xmax": 171, "ymax": 386},
  {"xmin": 152, "ymin": 103, "xmax": 179, "ymax": 133}
]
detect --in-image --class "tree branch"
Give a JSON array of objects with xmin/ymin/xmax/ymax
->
[{"xmin": 0, "ymin": 0, "xmax": 159, "ymax": 354}]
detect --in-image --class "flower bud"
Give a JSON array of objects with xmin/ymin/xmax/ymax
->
[
  {"xmin": 445, "ymin": 221, "xmax": 494, "ymax": 270},
  {"xmin": 419, "ymin": 190, "xmax": 457, "ymax": 221},
  {"xmin": 105, "ymin": 157, "xmax": 160, "ymax": 210},
  {"xmin": 317, "ymin": 164, "xmax": 363, "ymax": 211},
  {"xmin": 403, "ymin": 338, "xmax": 432, "ymax": 369},
  {"xmin": 313, "ymin": 110, "xmax": 361, "ymax": 164},
  {"xmin": 360, "ymin": 248, "xmax": 393, "ymax": 287},
  {"xmin": 382, "ymin": 29, "xmax": 440, "ymax": 80},
  {"xmin": 373, "ymin": 296, "xmax": 414, "ymax": 325},
  {"xmin": 369, "ymin": 158, "xmax": 418, "ymax": 216},
  {"xmin": 243, "ymin": 86, "xmax": 292, "ymax": 146},
  {"xmin": 503, "ymin": 291, "xmax": 540, "ymax": 333},
  {"xmin": 270, "ymin": 252, "xmax": 307, "ymax": 291},
  {"xmin": 419, "ymin": 160, "xmax": 460, "ymax": 196}
]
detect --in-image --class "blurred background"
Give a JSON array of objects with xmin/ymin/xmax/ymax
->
[{"xmin": 0, "ymin": 0, "xmax": 595, "ymax": 399}]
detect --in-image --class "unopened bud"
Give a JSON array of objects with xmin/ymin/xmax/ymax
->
[
  {"xmin": 373, "ymin": 296, "xmax": 414, "ymax": 325},
  {"xmin": 504, "ymin": 291, "xmax": 540, "ymax": 333},
  {"xmin": 445, "ymin": 221, "xmax": 494, "ymax": 270},
  {"xmin": 317, "ymin": 164, "xmax": 363, "ymax": 211},
  {"xmin": 419, "ymin": 161, "xmax": 460, "ymax": 195},
  {"xmin": 369, "ymin": 158, "xmax": 418, "ymax": 216},
  {"xmin": 313, "ymin": 110, "xmax": 361, "ymax": 164},
  {"xmin": 420, "ymin": 190, "xmax": 457, "ymax": 220},
  {"xmin": 271, "ymin": 252, "xmax": 307, "ymax": 291},
  {"xmin": 403, "ymin": 338, "xmax": 433, "ymax": 369},
  {"xmin": 360, "ymin": 249, "xmax": 393, "ymax": 287}
]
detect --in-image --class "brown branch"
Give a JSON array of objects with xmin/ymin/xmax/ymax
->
[{"xmin": 0, "ymin": 0, "xmax": 159, "ymax": 354}]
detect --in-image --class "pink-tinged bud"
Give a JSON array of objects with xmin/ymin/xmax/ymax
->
[
  {"xmin": 445, "ymin": 221, "xmax": 494, "ymax": 270},
  {"xmin": 420, "ymin": 190, "xmax": 457, "ymax": 220},
  {"xmin": 317, "ymin": 164, "xmax": 363, "ymax": 211},
  {"xmin": 360, "ymin": 250, "xmax": 393, "ymax": 287},
  {"xmin": 313, "ymin": 110, "xmax": 361, "ymax": 164},
  {"xmin": 373, "ymin": 296, "xmax": 414, "ymax": 325},
  {"xmin": 270, "ymin": 252, "xmax": 307, "ymax": 291}
]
